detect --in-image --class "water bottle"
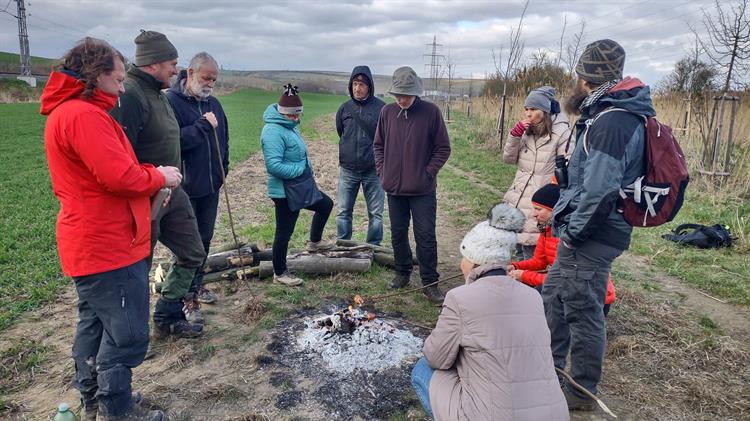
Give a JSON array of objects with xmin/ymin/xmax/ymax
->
[{"xmin": 52, "ymin": 403, "xmax": 78, "ymax": 421}]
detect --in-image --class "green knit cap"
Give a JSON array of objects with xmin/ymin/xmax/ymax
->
[{"xmin": 134, "ymin": 30, "xmax": 178, "ymax": 66}]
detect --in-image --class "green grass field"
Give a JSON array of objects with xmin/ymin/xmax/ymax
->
[{"xmin": 0, "ymin": 87, "xmax": 344, "ymax": 331}]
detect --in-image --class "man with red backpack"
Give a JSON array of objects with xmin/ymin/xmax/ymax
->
[
  {"xmin": 507, "ymin": 183, "xmax": 616, "ymax": 315},
  {"xmin": 543, "ymin": 39, "xmax": 656, "ymax": 411}
]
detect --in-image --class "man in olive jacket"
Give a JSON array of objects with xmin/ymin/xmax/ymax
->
[
  {"xmin": 111, "ymin": 30, "xmax": 205, "ymax": 338},
  {"xmin": 373, "ymin": 66, "xmax": 451, "ymax": 305}
]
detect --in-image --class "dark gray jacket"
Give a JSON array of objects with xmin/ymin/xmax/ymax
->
[
  {"xmin": 553, "ymin": 78, "xmax": 655, "ymax": 251},
  {"xmin": 335, "ymin": 66, "xmax": 385, "ymax": 172}
]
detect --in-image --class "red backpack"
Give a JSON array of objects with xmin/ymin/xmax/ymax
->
[{"xmin": 583, "ymin": 108, "xmax": 689, "ymax": 227}]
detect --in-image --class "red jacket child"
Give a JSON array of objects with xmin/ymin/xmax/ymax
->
[{"xmin": 508, "ymin": 183, "xmax": 616, "ymax": 305}]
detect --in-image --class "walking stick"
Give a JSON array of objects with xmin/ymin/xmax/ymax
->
[{"xmin": 211, "ymin": 124, "xmax": 249, "ymax": 280}]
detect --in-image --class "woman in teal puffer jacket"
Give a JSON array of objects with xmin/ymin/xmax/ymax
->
[{"xmin": 261, "ymin": 85, "xmax": 334, "ymax": 286}]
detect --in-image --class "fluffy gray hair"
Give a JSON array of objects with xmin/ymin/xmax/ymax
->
[
  {"xmin": 487, "ymin": 202, "xmax": 526, "ymax": 232},
  {"xmin": 188, "ymin": 51, "xmax": 218, "ymax": 72}
]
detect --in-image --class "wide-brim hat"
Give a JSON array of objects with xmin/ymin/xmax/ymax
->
[{"xmin": 388, "ymin": 66, "xmax": 423, "ymax": 96}]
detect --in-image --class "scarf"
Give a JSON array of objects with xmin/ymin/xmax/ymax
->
[{"xmin": 579, "ymin": 79, "xmax": 619, "ymax": 111}]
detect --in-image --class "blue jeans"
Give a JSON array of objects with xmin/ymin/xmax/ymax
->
[
  {"xmin": 411, "ymin": 357, "xmax": 434, "ymax": 419},
  {"xmin": 335, "ymin": 167, "xmax": 384, "ymax": 245}
]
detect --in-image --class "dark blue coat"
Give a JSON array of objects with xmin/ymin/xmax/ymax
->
[
  {"xmin": 166, "ymin": 70, "xmax": 229, "ymax": 198},
  {"xmin": 335, "ymin": 66, "xmax": 385, "ymax": 172}
]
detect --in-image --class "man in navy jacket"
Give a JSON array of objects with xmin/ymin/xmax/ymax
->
[{"xmin": 166, "ymin": 52, "xmax": 229, "ymax": 322}]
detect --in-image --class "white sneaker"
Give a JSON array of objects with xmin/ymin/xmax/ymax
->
[{"xmin": 273, "ymin": 271, "xmax": 303, "ymax": 286}]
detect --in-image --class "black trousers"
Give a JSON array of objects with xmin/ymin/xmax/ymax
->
[
  {"xmin": 272, "ymin": 192, "xmax": 333, "ymax": 275},
  {"xmin": 72, "ymin": 259, "xmax": 150, "ymax": 417},
  {"xmin": 188, "ymin": 191, "xmax": 220, "ymax": 293},
  {"xmin": 387, "ymin": 192, "xmax": 439, "ymax": 285}
]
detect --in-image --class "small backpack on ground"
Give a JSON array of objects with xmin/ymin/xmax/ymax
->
[
  {"xmin": 662, "ymin": 223, "xmax": 733, "ymax": 249},
  {"xmin": 583, "ymin": 108, "xmax": 690, "ymax": 227}
]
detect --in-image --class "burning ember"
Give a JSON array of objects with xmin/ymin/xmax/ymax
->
[{"xmin": 297, "ymin": 306, "xmax": 423, "ymax": 374}]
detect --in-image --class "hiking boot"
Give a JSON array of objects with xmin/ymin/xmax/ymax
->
[
  {"xmin": 273, "ymin": 271, "xmax": 303, "ymax": 286},
  {"xmin": 389, "ymin": 274, "xmax": 411, "ymax": 289},
  {"xmin": 422, "ymin": 285, "xmax": 445, "ymax": 305},
  {"xmin": 196, "ymin": 286, "xmax": 218, "ymax": 304},
  {"xmin": 96, "ymin": 404, "xmax": 164, "ymax": 421},
  {"xmin": 182, "ymin": 295, "xmax": 204, "ymax": 325},
  {"xmin": 563, "ymin": 388, "xmax": 596, "ymax": 411},
  {"xmin": 154, "ymin": 320, "xmax": 203, "ymax": 339},
  {"xmin": 83, "ymin": 392, "xmax": 144, "ymax": 421},
  {"xmin": 305, "ymin": 239, "xmax": 336, "ymax": 252}
]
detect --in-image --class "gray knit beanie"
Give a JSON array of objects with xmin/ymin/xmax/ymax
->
[
  {"xmin": 524, "ymin": 86, "xmax": 556, "ymax": 113},
  {"xmin": 388, "ymin": 66, "xmax": 423, "ymax": 96},
  {"xmin": 134, "ymin": 30, "xmax": 178, "ymax": 66},
  {"xmin": 575, "ymin": 39, "xmax": 625, "ymax": 85}
]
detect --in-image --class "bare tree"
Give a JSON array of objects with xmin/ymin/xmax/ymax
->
[
  {"xmin": 491, "ymin": 0, "xmax": 529, "ymax": 144},
  {"xmin": 692, "ymin": 0, "xmax": 750, "ymax": 92},
  {"xmin": 556, "ymin": 14, "xmax": 568, "ymax": 69},
  {"xmin": 562, "ymin": 19, "xmax": 587, "ymax": 77}
]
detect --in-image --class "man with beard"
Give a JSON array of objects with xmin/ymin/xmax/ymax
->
[
  {"xmin": 111, "ymin": 30, "xmax": 206, "ymax": 338},
  {"xmin": 335, "ymin": 65, "xmax": 386, "ymax": 245},
  {"xmin": 542, "ymin": 39, "xmax": 655, "ymax": 410},
  {"xmin": 166, "ymin": 52, "xmax": 229, "ymax": 324}
]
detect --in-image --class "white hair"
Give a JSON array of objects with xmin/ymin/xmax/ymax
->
[{"xmin": 188, "ymin": 52, "xmax": 218, "ymax": 72}]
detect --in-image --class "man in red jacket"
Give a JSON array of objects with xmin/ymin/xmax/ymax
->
[
  {"xmin": 42, "ymin": 38, "xmax": 180, "ymax": 421},
  {"xmin": 373, "ymin": 66, "xmax": 451, "ymax": 305},
  {"xmin": 507, "ymin": 184, "xmax": 616, "ymax": 315}
]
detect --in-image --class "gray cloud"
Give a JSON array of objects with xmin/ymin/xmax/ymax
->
[{"xmin": 0, "ymin": 0, "xmax": 718, "ymax": 85}]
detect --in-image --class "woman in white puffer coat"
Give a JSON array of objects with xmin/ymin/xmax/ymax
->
[{"xmin": 503, "ymin": 86, "xmax": 572, "ymax": 259}]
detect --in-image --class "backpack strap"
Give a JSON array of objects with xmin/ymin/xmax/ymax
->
[{"xmin": 672, "ymin": 223, "xmax": 705, "ymax": 235}]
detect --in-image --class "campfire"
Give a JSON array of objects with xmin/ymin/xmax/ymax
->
[{"xmin": 296, "ymin": 305, "xmax": 423, "ymax": 374}]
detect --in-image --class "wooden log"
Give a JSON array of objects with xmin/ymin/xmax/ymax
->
[
  {"xmin": 258, "ymin": 255, "xmax": 372, "ymax": 278},
  {"xmin": 335, "ymin": 239, "xmax": 394, "ymax": 254},
  {"xmin": 202, "ymin": 266, "xmax": 260, "ymax": 284},
  {"xmin": 203, "ymin": 245, "xmax": 258, "ymax": 273}
]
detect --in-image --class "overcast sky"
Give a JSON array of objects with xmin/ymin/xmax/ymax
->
[{"xmin": 0, "ymin": 0, "xmax": 721, "ymax": 86}]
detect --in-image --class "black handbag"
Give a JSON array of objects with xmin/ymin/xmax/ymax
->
[{"xmin": 283, "ymin": 164, "xmax": 323, "ymax": 212}]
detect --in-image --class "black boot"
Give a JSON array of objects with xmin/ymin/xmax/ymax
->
[
  {"xmin": 389, "ymin": 274, "xmax": 411, "ymax": 289},
  {"xmin": 422, "ymin": 285, "xmax": 445, "ymax": 305}
]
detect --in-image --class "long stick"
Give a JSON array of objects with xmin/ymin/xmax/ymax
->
[
  {"xmin": 212, "ymin": 125, "xmax": 247, "ymax": 279},
  {"xmin": 555, "ymin": 368, "xmax": 618, "ymax": 418},
  {"xmin": 362, "ymin": 273, "xmax": 464, "ymax": 304}
]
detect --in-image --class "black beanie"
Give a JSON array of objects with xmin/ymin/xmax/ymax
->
[
  {"xmin": 134, "ymin": 30, "xmax": 178, "ymax": 66},
  {"xmin": 278, "ymin": 84, "xmax": 303, "ymax": 115},
  {"xmin": 531, "ymin": 183, "xmax": 560, "ymax": 211},
  {"xmin": 575, "ymin": 39, "xmax": 625, "ymax": 84}
]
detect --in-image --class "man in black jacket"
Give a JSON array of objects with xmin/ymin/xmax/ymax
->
[
  {"xmin": 335, "ymin": 66, "xmax": 386, "ymax": 245},
  {"xmin": 166, "ymin": 52, "xmax": 229, "ymax": 323}
]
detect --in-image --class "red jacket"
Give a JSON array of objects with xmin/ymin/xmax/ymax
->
[
  {"xmin": 513, "ymin": 226, "xmax": 616, "ymax": 305},
  {"xmin": 41, "ymin": 71, "xmax": 164, "ymax": 277}
]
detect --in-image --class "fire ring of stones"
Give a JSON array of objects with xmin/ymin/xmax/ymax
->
[{"xmin": 263, "ymin": 302, "xmax": 427, "ymax": 419}]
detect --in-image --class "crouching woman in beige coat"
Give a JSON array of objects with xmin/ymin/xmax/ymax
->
[{"xmin": 411, "ymin": 203, "xmax": 569, "ymax": 421}]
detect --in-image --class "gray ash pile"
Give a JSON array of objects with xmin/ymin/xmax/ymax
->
[{"xmin": 297, "ymin": 306, "xmax": 423, "ymax": 374}]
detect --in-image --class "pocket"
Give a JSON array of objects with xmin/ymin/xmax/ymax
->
[
  {"xmin": 560, "ymin": 268, "xmax": 597, "ymax": 310},
  {"xmin": 108, "ymin": 286, "xmax": 138, "ymax": 348}
]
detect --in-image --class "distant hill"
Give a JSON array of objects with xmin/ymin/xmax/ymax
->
[
  {"xmin": 0, "ymin": 51, "xmax": 485, "ymax": 96},
  {"xmin": 0, "ymin": 52, "xmax": 56, "ymax": 76}
]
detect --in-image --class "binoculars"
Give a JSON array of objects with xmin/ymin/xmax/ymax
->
[{"xmin": 554, "ymin": 155, "xmax": 569, "ymax": 188}]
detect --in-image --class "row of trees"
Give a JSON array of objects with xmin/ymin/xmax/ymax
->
[{"xmin": 482, "ymin": 0, "xmax": 749, "ymax": 99}]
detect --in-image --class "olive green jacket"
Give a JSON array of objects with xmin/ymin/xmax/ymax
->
[{"xmin": 110, "ymin": 66, "xmax": 181, "ymax": 168}]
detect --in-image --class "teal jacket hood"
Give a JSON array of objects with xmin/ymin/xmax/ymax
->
[{"xmin": 263, "ymin": 103, "xmax": 300, "ymax": 128}]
